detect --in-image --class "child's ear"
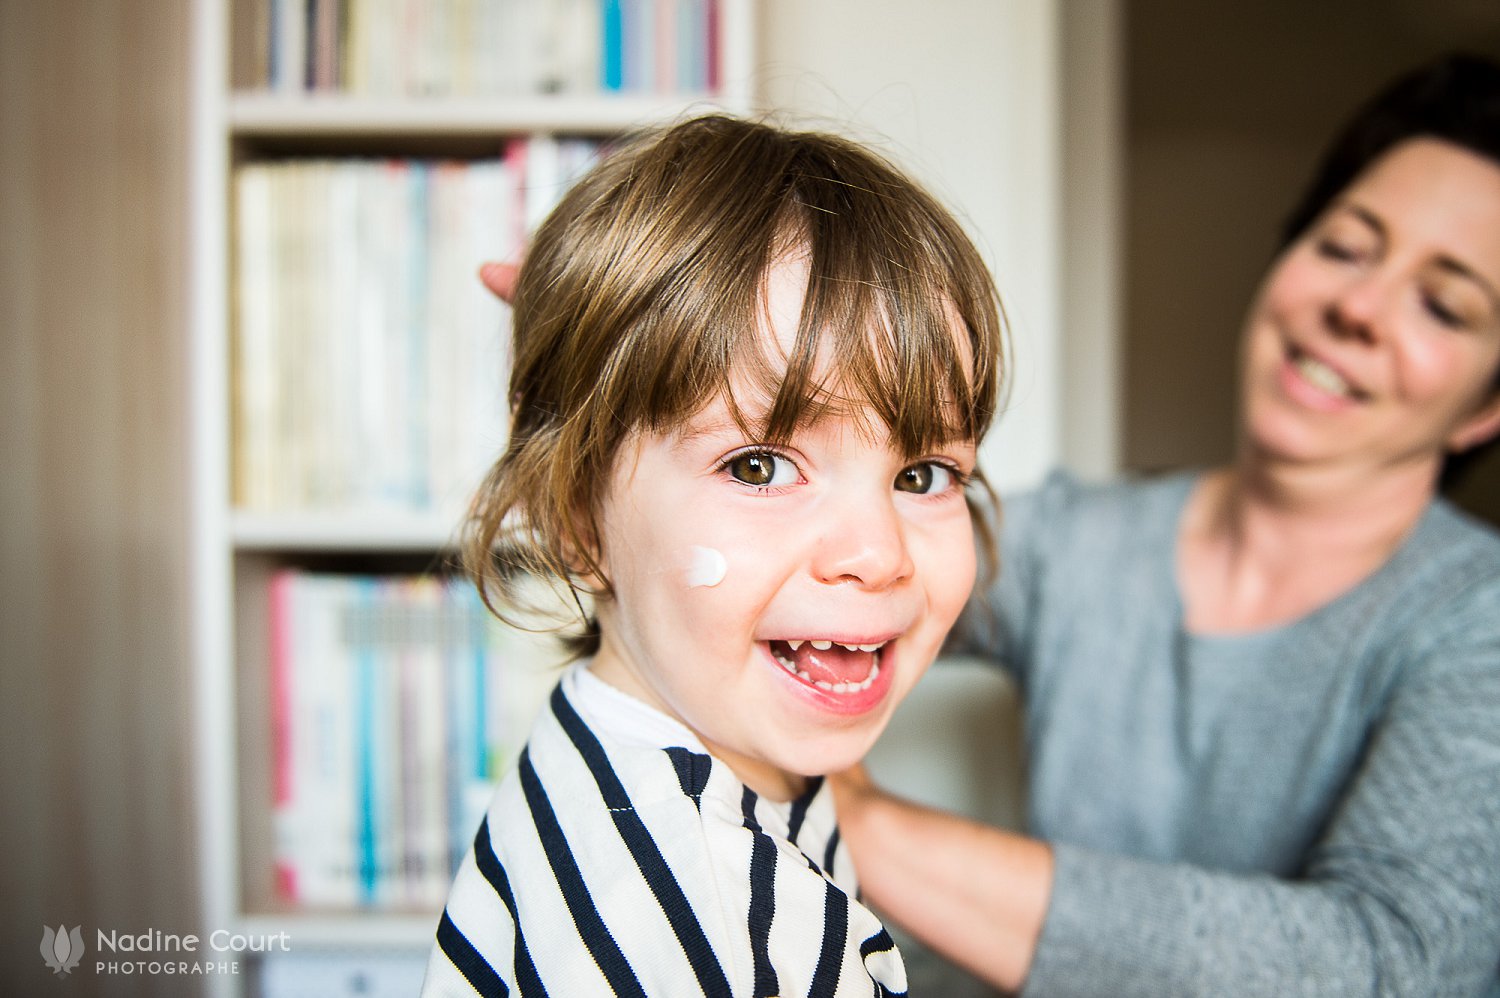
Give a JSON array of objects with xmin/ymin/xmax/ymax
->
[
  {"xmin": 563, "ymin": 515, "xmax": 608, "ymax": 590},
  {"xmin": 1447, "ymin": 390, "xmax": 1500, "ymax": 453}
]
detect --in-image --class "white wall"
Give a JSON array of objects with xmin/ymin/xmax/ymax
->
[
  {"xmin": 1059, "ymin": 0, "xmax": 1123, "ymax": 479},
  {"xmin": 748, "ymin": 5, "xmax": 1104, "ymax": 856},
  {"xmin": 754, "ymin": 0, "xmax": 1066, "ymax": 493}
]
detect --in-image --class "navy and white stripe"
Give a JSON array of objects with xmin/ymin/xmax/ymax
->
[{"xmin": 422, "ymin": 665, "xmax": 908, "ymax": 997}]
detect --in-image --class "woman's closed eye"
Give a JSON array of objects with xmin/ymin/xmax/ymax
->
[
  {"xmin": 1314, "ymin": 233, "xmax": 1380, "ymax": 266},
  {"xmin": 1421, "ymin": 289, "xmax": 1466, "ymax": 329},
  {"xmin": 1421, "ymin": 271, "xmax": 1495, "ymax": 331},
  {"xmin": 1316, "ymin": 238, "xmax": 1361, "ymax": 263}
]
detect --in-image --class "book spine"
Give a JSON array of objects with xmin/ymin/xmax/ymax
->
[
  {"xmin": 409, "ymin": 578, "xmax": 450, "ymax": 904},
  {"xmin": 655, "ymin": 0, "xmax": 676, "ymax": 93},
  {"xmin": 682, "ymin": 0, "xmax": 706, "ymax": 92},
  {"xmin": 602, "ymin": 0, "xmax": 624, "ymax": 91},
  {"xmin": 236, "ymin": 145, "xmax": 601, "ymax": 514},
  {"xmin": 311, "ymin": 0, "xmax": 337, "ymax": 90},
  {"xmin": 324, "ymin": 163, "xmax": 359, "ymax": 509},
  {"xmin": 705, "ymin": 0, "xmax": 719, "ymax": 93},
  {"xmin": 303, "ymin": 0, "xmax": 318, "ymax": 88},
  {"xmin": 353, "ymin": 577, "xmax": 380, "ymax": 904},
  {"xmin": 406, "ymin": 163, "xmax": 431, "ymax": 509},
  {"xmin": 233, "ymin": 165, "xmax": 270, "ymax": 509},
  {"xmin": 622, "ymin": 0, "xmax": 651, "ymax": 92},
  {"xmin": 270, "ymin": 569, "xmax": 298, "ymax": 901},
  {"xmin": 444, "ymin": 581, "xmax": 479, "ymax": 873},
  {"xmin": 273, "ymin": 0, "xmax": 309, "ymax": 92},
  {"xmin": 271, "ymin": 571, "xmax": 572, "ymax": 908}
]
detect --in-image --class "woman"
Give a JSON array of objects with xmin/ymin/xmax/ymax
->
[
  {"xmin": 832, "ymin": 53, "xmax": 1500, "ymax": 996},
  {"xmin": 480, "ymin": 55, "xmax": 1500, "ymax": 995}
]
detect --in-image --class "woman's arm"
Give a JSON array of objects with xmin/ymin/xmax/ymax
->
[
  {"xmin": 840, "ymin": 606, "xmax": 1500, "ymax": 998},
  {"xmin": 830, "ymin": 766, "xmax": 1053, "ymax": 993}
]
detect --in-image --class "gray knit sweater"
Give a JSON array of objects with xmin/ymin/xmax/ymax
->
[{"xmin": 960, "ymin": 471, "xmax": 1500, "ymax": 997}]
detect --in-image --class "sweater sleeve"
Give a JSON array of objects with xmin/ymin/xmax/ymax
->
[{"xmin": 1024, "ymin": 575, "xmax": 1500, "ymax": 998}]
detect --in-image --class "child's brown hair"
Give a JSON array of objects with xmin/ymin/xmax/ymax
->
[{"xmin": 464, "ymin": 114, "xmax": 1006, "ymax": 654}]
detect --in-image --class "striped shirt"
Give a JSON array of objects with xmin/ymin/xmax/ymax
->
[{"xmin": 422, "ymin": 665, "xmax": 909, "ymax": 997}]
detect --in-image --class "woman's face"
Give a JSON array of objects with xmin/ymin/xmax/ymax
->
[{"xmin": 1240, "ymin": 138, "xmax": 1500, "ymax": 477}]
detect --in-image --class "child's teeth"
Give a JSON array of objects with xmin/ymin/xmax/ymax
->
[{"xmin": 780, "ymin": 639, "xmax": 885, "ymax": 653}]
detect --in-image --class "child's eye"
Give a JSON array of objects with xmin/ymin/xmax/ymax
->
[
  {"xmin": 894, "ymin": 461, "xmax": 959, "ymax": 495},
  {"xmin": 724, "ymin": 451, "xmax": 798, "ymax": 488}
]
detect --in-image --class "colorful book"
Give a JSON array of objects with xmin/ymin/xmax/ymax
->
[{"xmin": 270, "ymin": 571, "xmax": 564, "ymax": 908}]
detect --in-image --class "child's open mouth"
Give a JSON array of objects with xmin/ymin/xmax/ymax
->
[{"xmin": 767, "ymin": 638, "xmax": 886, "ymax": 694}]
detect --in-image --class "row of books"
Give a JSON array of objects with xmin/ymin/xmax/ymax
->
[
  {"xmin": 239, "ymin": 0, "xmax": 722, "ymax": 98},
  {"xmin": 270, "ymin": 570, "xmax": 563, "ymax": 908},
  {"xmin": 233, "ymin": 138, "xmax": 599, "ymax": 514}
]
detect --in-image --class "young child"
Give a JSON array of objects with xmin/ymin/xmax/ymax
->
[{"xmin": 423, "ymin": 114, "xmax": 1005, "ymax": 997}]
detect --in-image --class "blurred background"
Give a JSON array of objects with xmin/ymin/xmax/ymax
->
[{"xmin": 5, "ymin": 1, "xmax": 1500, "ymax": 995}]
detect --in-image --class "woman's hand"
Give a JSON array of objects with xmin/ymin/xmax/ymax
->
[
  {"xmin": 829, "ymin": 763, "xmax": 877, "ymax": 809},
  {"xmin": 479, "ymin": 261, "xmax": 520, "ymax": 304},
  {"xmin": 829, "ymin": 762, "xmax": 1052, "ymax": 993}
]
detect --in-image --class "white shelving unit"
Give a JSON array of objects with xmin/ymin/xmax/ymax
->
[{"xmin": 188, "ymin": 3, "xmax": 755, "ymax": 994}]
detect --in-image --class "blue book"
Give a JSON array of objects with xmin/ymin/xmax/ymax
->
[
  {"xmin": 602, "ymin": 0, "xmax": 624, "ymax": 90},
  {"xmin": 444, "ymin": 583, "xmax": 490, "ymax": 872},
  {"xmin": 354, "ymin": 579, "xmax": 380, "ymax": 904}
]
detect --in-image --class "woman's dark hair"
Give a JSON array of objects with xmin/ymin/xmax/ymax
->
[
  {"xmin": 1280, "ymin": 53, "xmax": 1500, "ymax": 247},
  {"xmin": 1279, "ymin": 53, "xmax": 1500, "ymax": 487}
]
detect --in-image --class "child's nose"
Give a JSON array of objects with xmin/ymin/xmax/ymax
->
[{"xmin": 811, "ymin": 494, "xmax": 914, "ymax": 591}]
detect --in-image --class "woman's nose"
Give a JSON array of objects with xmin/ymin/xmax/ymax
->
[
  {"xmin": 811, "ymin": 492, "xmax": 915, "ymax": 591},
  {"xmin": 1324, "ymin": 270, "xmax": 1390, "ymax": 344}
]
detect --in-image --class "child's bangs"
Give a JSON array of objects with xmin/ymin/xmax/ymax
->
[
  {"xmin": 573, "ymin": 118, "xmax": 1002, "ymax": 457},
  {"xmin": 625, "ymin": 276, "xmax": 987, "ymax": 458},
  {"xmin": 726, "ymin": 204, "xmax": 999, "ymax": 457}
]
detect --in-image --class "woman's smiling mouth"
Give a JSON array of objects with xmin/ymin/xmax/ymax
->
[{"xmin": 1286, "ymin": 343, "xmax": 1369, "ymax": 401}]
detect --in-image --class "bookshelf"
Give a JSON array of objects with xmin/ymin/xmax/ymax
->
[{"xmin": 189, "ymin": 2, "xmax": 756, "ymax": 994}]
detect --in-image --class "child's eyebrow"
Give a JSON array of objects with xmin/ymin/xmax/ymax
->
[
  {"xmin": 669, "ymin": 395, "xmax": 781, "ymax": 448},
  {"xmin": 670, "ymin": 412, "xmax": 759, "ymax": 448}
]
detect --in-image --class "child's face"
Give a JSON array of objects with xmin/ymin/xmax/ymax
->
[{"xmin": 587, "ymin": 256, "xmax": 979, "ymax": 800}]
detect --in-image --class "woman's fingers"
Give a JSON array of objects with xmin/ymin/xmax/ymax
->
[{"xmin": 478, "ymin": 261, "xmax": 520, "ymax": 304}]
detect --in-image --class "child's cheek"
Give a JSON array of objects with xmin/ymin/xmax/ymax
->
[
  {"xmin": 684, "ymin": 545, "xmax": 727, "ymax": 588},
  {"xmin": 672, "ymin": 509, "xmax": 795, "ymax": 607}
]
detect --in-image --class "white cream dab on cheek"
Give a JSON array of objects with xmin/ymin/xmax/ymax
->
[{"xmin": 685, "ymin": 546, "xmax": 728, "ymax": 588}]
